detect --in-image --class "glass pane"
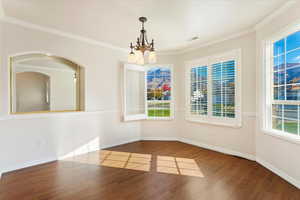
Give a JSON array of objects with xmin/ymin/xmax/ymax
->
[
  {"xmin": 273, "ymin": 39, "xmax": 285, "ymax": 57},
  {"xmin": 191, "ymin": 104, "xmax": 197, "ymax": 114},
  {"xmin": 147, "ymin": 102, "xmax": 170, "ymax": 117},
  {"xmin": 274, "ymin": 86, "xmax": 285, "ymax": 100},
  {"xmin": 223, "ymin": 79, "xmax": 235, "ymax": 118},
  {"xmin": 147, "ymin": 68, "xmax": 171, "ymax": 101},
  {"xmin": 190, "ymin": 66, "xmax": 207, "ymax": 116},
  {"xmin": 286, "ymin": 67, "xmax": 300, "ymax": 84},
  {"xmin": 272, "ymin": 117, "xmax": 282, "ymax": 131},
  {"xmin": 286, "ymin": 30, "xmax": 300, "ymax": 52},
  {"xmin": 284, "ymin": 119, "xmax": 298, "ymax": 135},
  {"xmin": 273, "ymin": 71, "xmax": 285, "ymax": 86},
  {"xmin": 272, "ymin": 104, "xmax": 283, "ymax": 117},
  {"xmin": 286, "ymin": 84, "xmax": 300, "ymax": 100},
  {"xmin": 212, "ymin": 63, "xmax": 222, "ymax": 80},
  {"xmin": 191, "ymin": 68, "xmax": 196, "ymax": 82},
  {"xmin": 222, "ymin": 61, "xmax": 235, "ymax": 79},
  {"xmin": 284, "ymin": 105, "xmax": 298, "ymax": 119},
  {"xmin": 197, "ymin": 67, "xmax": 208, "ymax": 81},
  {"xmin": 212, "ymin": 80, "xmax": 222, "ymax": 114},
  {"xmin": 286, "ymin": 48, "xmax": 300, "ymax": 69},
  {"xmin": 273, "ymin": 55, "xmax": 285, "ymax": 71}
]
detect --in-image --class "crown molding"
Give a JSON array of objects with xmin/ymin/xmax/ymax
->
[
  {"xmin": 254, "ymin": 0, "xmax": 296, "ymax": 30},
  {"xmin": 0, "ymin": 16, "xmax": 128, "ymax": 53}
]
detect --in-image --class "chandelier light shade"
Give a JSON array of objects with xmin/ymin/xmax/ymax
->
[{"xmin": 128, "ymin": 17, "xmax": 157, "ymax": 65}]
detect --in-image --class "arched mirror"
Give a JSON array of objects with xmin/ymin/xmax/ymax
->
[{"xmin": 10, "ymin": 53, "xmax": 84, "ymax": 114}]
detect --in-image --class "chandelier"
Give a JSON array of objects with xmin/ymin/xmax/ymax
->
[{"xmin": 128, "ymin": 17, "xmax": 157, "ymax": 65}]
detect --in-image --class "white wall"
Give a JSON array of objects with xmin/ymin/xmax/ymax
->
[
  {"xmin": 142, "ymin": 33, "xmax": 257, "ymax": 159},
  {"xmin": 0, "ymin": 21, "xmax": 140, "ymax": 173},
  {"xmin": 256, "ymin": 1, "xmax": 300, "ymax": 187}
]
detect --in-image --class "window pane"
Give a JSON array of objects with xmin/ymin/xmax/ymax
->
[
  {"xmin": 284, "ymin": 119, "xmax": 298, "ymax": 135},
  {"xmin": 274, "ymin": 86, "xmax": 285, "ymax": 100},
  {"xmin": 147, "ymin": 68, "xmax": 171, "ymax": 101},
  {"xmin": 273, "ymin": 39, "xmax": 285, "ymax": 57},
  {"xmin": 148, "ymin": 102, "xmax": 170, "ymax": 117},
  {"xmin": 284, "ymin": 105, "xmax": 298, "ymax": 119},
  {"xmin": 147, "ymin": 67, "xmax": 172, "ymax": 118},
  {"xmin": 273, "ymin": 71, "xmax": 285, "ymax": 86},
  {"xmin": 272, "ymin": 117, "xmax": 282, "ymax": 131},
  {"xmin": 286, "ymin": 48, "xmax": 300, "ymax": 68},
  {"xmin": 212, "ymin": 80, "xmax": 222, "ymax": 116},
  {"xmin": 286, "ymin": 30, "xmax": 300, "ymax": 52},
  {"xmin": 191, "ymin": 68, "xmax": 196, "ymax": 82},
  {"xmin": 190, "ymin": 66, "xmax": 208, "ymax": 116},
  {"xmin": 273, "ymin": 55, "xmax": 285, "ymax": 71},
  {"xmin": 222, "ymin": 61, "xmax": 235, "ymax": 79},
  {"xmin": 286, "ymin": 84, "xmax": 300, "ymax": 100},
  {"xmin": 272, "ymin": 104, "xmax": 282, "ymax": 117},
  {"xmin": 212, "ymin": 61, "xmax": 235, "ymax": 118},
  {"xmin": 286, "ymin": 67, "xmax": 300, "ymax": 84},
  {"xmin": 223, "ymin": 79, "xmax": 235, "ymax": 118},
  {"xmin": 197, "ymin": 67, "xmax": 207, "ymax": 81}
]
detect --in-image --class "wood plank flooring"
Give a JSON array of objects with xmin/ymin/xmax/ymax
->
[{"xmin": 0, "ymin": 141, "xmax": 299, "ymax": 200}]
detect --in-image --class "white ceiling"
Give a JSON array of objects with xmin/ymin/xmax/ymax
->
[{"xmin": 2, "ymin": 0, "xmax": 287, "ymax": 52}]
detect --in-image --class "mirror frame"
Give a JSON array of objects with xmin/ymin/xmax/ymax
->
[{"xmin": 9, "ymin": 53, "xmax": 83, "ymax": 114}]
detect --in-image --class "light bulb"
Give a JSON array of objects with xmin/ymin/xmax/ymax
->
[
  {"xmin": 137, "ymin": 55, "xmax": 145, "ymax": 65},
  {"xmin": 128, "ymin": 52, "xmax": 137, "ymax": 63},
  {"xmin": 148, "ymin": 51, "xmax": 157, "ymax": 64},
  {"xmin": 136, "ymin": 50, "xmax": 144, "ymax": 65}
]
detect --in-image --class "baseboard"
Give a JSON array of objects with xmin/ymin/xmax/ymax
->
[
  {"xmin": 59, "ymin": 146, "xmax": 101, "ymax": 160},
  {"xmin": 100, "ymin": 138, "xmax": 140, "ymax": 149},
  {"xmin": 179, "ymin": 137, "xmax": 256, "ymax": 161},
  {"xmin": 1, "ymin": 157, "xmax": 57, "ymax": 175},
  {"xmin": 256, "ymin": 157, "xmax": 300, "ymax": 189},
  {"xmin": 141, "ymin": 136, "xmax": 178, "ymax": 141}
]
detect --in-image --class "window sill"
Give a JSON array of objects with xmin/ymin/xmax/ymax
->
[
  {"xmin": 186, "ymin": 117, "xmax": 242, "ymax": 128},
  {"xmin": 262, "ymin": 129, "xmax": 300, "ymax": 145},
  {"xmin": 147, "ymin": 116, "xmax": 175, "ymax": 121},
  {"xmin": 0, "ymin": 110, "xmax": 106, "ymax": 121}
]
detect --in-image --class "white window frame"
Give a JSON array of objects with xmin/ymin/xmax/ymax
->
[
  {"xmin": 123, "ymin": 64, "xmax": 174, "ymax": 121},
  {"xmin": 185, "ymin": 49, "xmax": 242, "ymax": 128},
  {"xmin": 263, "ymin": 22, "xmax": 300, "ymax": 143}
]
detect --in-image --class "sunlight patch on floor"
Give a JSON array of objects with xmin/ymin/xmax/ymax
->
[
  {"xmin": 64, "ymin": 150, "xmax": 204, "ymax": 177},
  {"xmin": 156, "ymin": 156, "xmax": 204, "ymax": 177}
]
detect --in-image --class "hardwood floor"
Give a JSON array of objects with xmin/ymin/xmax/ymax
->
[{"xmin": 0, "ymin": 141, "xmax": 299, "ymax": 200}]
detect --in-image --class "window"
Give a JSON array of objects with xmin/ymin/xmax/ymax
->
[
  {"xmin": 186, "ymin": 49, "xmax": 241, "ymax": 127},
  {"xmin": 147, "ymin": 67, "xmax": 173, "ymax": 118},
  {"xmin": 265, "ymin": 29, "xmax": 300, "ymax": 138},
  {"xmin": 123, "ymin": 64, "xmax": 173, "ymax": 121}
]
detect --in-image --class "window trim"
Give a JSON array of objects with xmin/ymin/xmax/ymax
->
[
  {"xmin": 263, "ymin": 22, "xmax": 300, "ymax": 141},
  {"xmin": 185, "ymin": 49, "xmax": 242, "ymax": 128}
]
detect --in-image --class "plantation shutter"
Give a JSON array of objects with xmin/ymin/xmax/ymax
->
[
  {"xmin": 123, "ymin": 64, "xmax": 147, "ymax": 121},
  {"xmin": 211, "ymin": 60, "xmax": 235, "ymax": 118}
]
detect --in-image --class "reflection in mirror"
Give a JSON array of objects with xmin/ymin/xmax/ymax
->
[{"xmin": 10, "ymin": 53, "xmax": 83, "ymax": 114}]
